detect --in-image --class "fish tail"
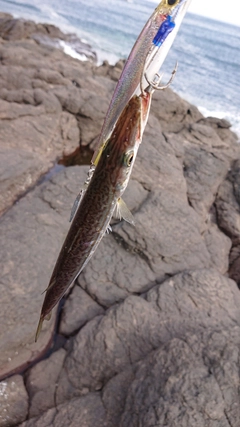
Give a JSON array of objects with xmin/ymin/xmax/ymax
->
[
  {"xmin": 35, "ymin": 316, "xmax": 44, "ymax": 342},
  {"xmin": 35, "ymin": 311, "xmax": 52, "ymax": 342}
]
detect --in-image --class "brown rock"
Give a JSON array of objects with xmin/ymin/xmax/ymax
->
[
  {"xmin": 0, "ymin": 38, "xmax": 99, "ymax": 214},
  {"xmin": 25, "ymin": 349, "xmax": 66, "ymax": 418},
  {"xmin": 0, "ymin": 18, "xmax": 63, "ymax": 42},
  {"xmin": 20, "ymin": 393, "xmax": 107, "ymax": 427},
  {"xmin": 0, "ymin": 13, "xmax": 12, "ymax": 20},
  {"xmin": 0, "ymin": 375, "xmax": 28, "ymax": 427},
  {"xmin": 0, "ymin": 166, "xmax": 88, "ymax": 380},
  {"xmin": 215, "ymin": 160, "xmax": 240, "ymax": 286},
  {"xmin": 53, "ymin": 269, "xmax": 240, "ymax": 427},
  {"xmin": 183, "ymin": 145, "xmax": 229, "ymax": 222},
  {"xmin": 0, "ymin": 148, "xmax": 46, "ymax": 215},
  {"xmin": 95, "ymin": 59, "xmax": 125, "ymax": 82},
  {"xmin": 229, "ymin": 255, "xmax": 240, "ymax": 286},
  {"xmin": 151, "ymin": 86, "xmax": 203, "ymax": 132},
  {"xmin": 0, "ymin": 13, "xmax": 97, "ymax": 62},
  {"xmin": 59, "ymin": 286, "xmax": 104, "ymax": 336},
  {"xmin": 203, "ymin": 224, "xmax": 232, "ymax": 274},
  {"xmin": 216, "ymin": 161, "xmax": 240, "ymax": 244},
  {"xmin": 198, "ymin": 116, "xmax": 239, "ymax": 145}
]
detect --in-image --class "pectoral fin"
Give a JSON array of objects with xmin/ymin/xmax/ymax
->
[
  {"xmin": 116, "ymin": 198, "xmax": 135, "ymax": 225},
  {"xmin": 69, "ymin": 191, "xmax": 83, "ymax": 222}
]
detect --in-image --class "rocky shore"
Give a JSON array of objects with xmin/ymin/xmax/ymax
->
[{"xmin": 0, "ymin": 13, "xmax": 240, "ymax": 427}]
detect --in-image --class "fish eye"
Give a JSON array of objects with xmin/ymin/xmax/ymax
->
[
  {"xmin": 168, "ymin": 0, "xmax": 178, "ymax": 5},
  {"xmin": 124, "ymin": 151, "xmax": 134, "ymax": 167}
]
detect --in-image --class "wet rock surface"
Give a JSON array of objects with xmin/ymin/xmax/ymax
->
[{"xmin": 0, "ymin": 14, "xmax": 240, "ymax": 427}]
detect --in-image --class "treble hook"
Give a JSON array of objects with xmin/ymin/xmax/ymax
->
[{"xmin": 144, "ymin": 61, "xmax": 178, "ymax": 93}]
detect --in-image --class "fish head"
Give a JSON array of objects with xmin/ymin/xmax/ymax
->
[{"xmin": 98, "ymin": 93, "xmax": 151, "ymax": 194}]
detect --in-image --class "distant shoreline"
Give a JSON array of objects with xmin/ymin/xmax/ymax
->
[{"xmin": 0, "ymin": 12, "xmax": 97, "ymax": 62}]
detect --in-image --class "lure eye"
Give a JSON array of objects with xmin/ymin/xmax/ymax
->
[
  {"xmin": 124, "ymin": 151, "xmax": 134, "ymax": 167},
  {"xmin": 168, "ymin": 0, "xmax": 178, "ymax": 5}
]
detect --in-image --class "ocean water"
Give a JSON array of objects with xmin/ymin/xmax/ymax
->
[{"xmin": 0, "ymin": 0, "xmax": 240, "ymax": 136}]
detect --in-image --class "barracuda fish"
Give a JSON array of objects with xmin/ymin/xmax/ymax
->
[
  {"xmin": 92, "ymin": 0, "xmax": 192, "ymax": 165},
  {"xmin": 35, "ymin": 91, "xmax": 152, "ymax": 341},
  {"xmin": 35, "ymin": 0, "xmax": 191, "ymax": 340}
]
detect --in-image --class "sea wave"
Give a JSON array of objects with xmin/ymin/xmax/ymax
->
[{"xmin": 58, "ymin": 40, "xmax": 88, "ymax": 61}]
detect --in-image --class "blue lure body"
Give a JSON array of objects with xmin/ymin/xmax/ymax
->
[{"xmin": 153, "ymin": 15, "xmax": 176, "ymax": 47}]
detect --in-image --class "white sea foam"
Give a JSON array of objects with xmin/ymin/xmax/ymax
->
[
  {"xmin": 58, "ymin": 40, "xmax": 118, "ymax": 66},
  {"xmin": 58, "ymin": 40, "xmax": 88, "ymax": 61}
]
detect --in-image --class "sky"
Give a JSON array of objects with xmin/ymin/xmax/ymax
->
[
  {"xmin": 152, "ymin": 0, "xmax": 240, "ymax": 27},
  {"xmin": 188, "ymin": 0, "xmax": 240, "ymax": 27}
]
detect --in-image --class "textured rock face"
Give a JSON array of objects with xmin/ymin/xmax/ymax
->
[
  {"xmin": 0, "ymin": 14, "xmax": 240, "ymax": 427},
  {"xmin": 0, "ymin": 166, "xmax": 89, "ymax": 380},
  {"xmin": 216, "ymin": 159, "xmax": 240, "ymax": 287},
  {"xmin": 0, "ymin": 375, "xmax": 28, "ymax": 427},
  {"xmin": 0, "ymin": 14, "xmax": 100, "ymax": 215},
  {"xmin": 0, "ymin": 13, "xmax": 97, "ymax": 61}
]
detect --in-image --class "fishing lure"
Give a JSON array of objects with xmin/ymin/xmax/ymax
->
[{"xmin": 92, "ymin": 0, "xmax": 192, "ymax": 165}]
